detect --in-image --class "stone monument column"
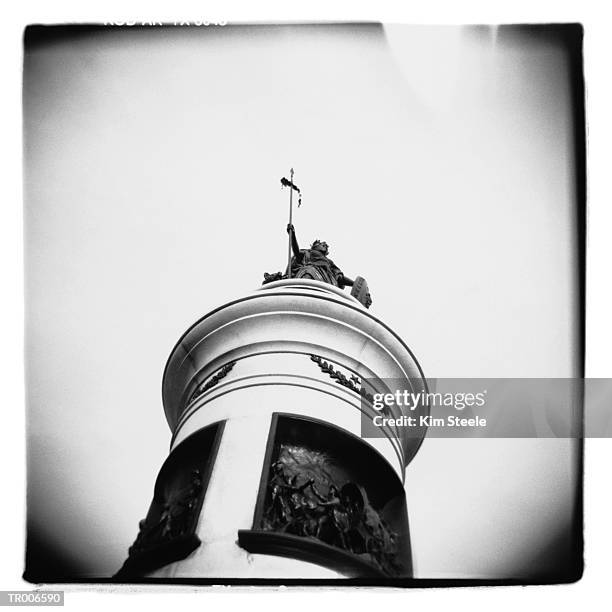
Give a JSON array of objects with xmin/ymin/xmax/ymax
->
[{"xmin": 117, "ymin": 278, "xmax": 428, "ymax": 580}]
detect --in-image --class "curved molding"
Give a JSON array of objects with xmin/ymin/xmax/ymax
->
[
  {"xmin": 259, "ymin": 278, "xmax": 363, "ymax": 305},
  {"xmin": 237, "ymin": 530, "xmax": 387, "ymax": 578},
  {"xmin": 179, "ymin": 348, "xmax": 384, "ymax": 413},
  {"xmin": 171, "ymin": 375, "xmax": 406, "ymax": 476},
  {"xmin": 162, "ymin": 280, "xmax": 428, "ymax": 469}
]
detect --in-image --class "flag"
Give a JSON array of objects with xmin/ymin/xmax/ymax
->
[{"xmin": 281, "ymin": 176, "xmax": 302, "ymax": 206}]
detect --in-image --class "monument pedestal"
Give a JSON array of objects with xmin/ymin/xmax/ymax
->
[{"xmin": 118, "ymin": 279, "xmax": 428, "ymax": 579}]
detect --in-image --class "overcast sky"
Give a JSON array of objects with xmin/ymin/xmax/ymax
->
[{"xmin": 24, "ymin": 23, "xmax": 580, "ymax": 578}]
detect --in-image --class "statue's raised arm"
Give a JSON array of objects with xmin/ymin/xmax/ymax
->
[{"xmin": 287, "ymin": 223, "xmax": 300, "ymax": 258}]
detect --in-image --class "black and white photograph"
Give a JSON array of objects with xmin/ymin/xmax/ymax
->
[
  {"xmin": 3, "ymin": 2, "xmax": 612, "ymax": 609},
  {"xmin": 22, "ymin": 20, "xmax": 585, "ymax": 584}
]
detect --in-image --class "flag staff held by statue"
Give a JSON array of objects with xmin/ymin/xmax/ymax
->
[
  {"xmin": 281, "ymin": 169, "xmax": 302, "ymax": 279},
  {"xmin": 287, "ymin": 168, "xmax": 294, "ymax": 278}
]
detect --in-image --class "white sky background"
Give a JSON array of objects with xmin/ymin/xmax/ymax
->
[{"xmin": 24, "ymin": 24, "xmax": 580, "ymax": 577}]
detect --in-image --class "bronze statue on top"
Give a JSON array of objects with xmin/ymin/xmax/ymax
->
[
  {"xmin": 263, "ymin": 224, "xmax": 372, "ymax": 308},
  {"xmin": 263, "ymin": 170, "xmax": 373, "ymax": 308},
  {"xmin": 286, "ymin": 224, "xmax": 354, "ymax": 289}
]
